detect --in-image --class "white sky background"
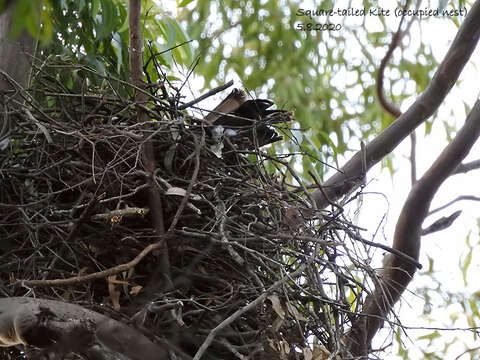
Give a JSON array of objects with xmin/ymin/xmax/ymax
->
[
  {"xmin": 343, "ymin": 2, "xmax": 480, "ymax": 358},
  {"xmin": 162, "ymin": 0, "xmax": 480, "ymax": 358}
]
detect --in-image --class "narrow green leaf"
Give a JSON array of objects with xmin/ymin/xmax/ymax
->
[
  {"xmin": 117, "ymin": 3, "xmax": 130, "ymax": 33},
  {"xmin": 91, "ymin": 0, "xmax": 100, "ymax": 16},
  {"xmin": 98, "ymin": 0, "xmax": 116, "ymax": 39},
  {"xmin": 460, "ymin": 249, "xmax": 472, "ymax": 285},
  {"xmin": 178, "ymin": 0, "xmax": 195, "ymax": 7},
  {"xmin": 417, "ymin": 331, "xmax": 441, "ymax": 341}
]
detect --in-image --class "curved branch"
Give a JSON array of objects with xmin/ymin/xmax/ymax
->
[
  {"xmin": 376, "ymin": 0, "xmax": 409, "ymax": 118},
  {"xmin": 428, "ymin": 195, "xmax": 480, "ymax": 215},
  {"xmin": 345, "ymin": 98, "xmax": 480, "ymax": 356},
  {"xmin": 312, "ymin": 1, "xmax": 480, "ymax": 209},
  {"xmin": 375, "ymin": 0, "xmax": 419, "ymax": 185},
  {"xmin": 19, "ymin": 241, "xmax": 163, "ymax": 286},
  {"xmin": 0, "ymin": 297, "xmax": 168, "ymax": 359}
]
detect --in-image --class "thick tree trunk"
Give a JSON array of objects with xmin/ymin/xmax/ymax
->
[
  {"xmin": 0, "ymin": 297, "xmax": 168, "ymax": 359},
  {"xmin": 0, "ymin": 1, "xmax": 38, "ymax": 143}
]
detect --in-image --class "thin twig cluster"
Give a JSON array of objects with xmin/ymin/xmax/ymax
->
[{"xmin": 0, "ymin": 57, "xmax": 377, "ymax": 359}]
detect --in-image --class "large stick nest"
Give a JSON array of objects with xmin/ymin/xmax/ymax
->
[{"xmin": 0, "ymin": 57, "xmax": 378, "ymax": 359}]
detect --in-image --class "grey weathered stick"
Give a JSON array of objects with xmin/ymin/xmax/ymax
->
[
  {"xmin": 193, "ymin": 265, "xmax": 306, "ymax": 360},
  {"xmin": 177, "ymin": 80, "xmax": 234, "ymax": 110}
]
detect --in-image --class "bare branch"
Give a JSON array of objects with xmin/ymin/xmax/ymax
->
[
  {"xmin": 428, "ymin": 195, "xmax": 480, "ymax": 215},
  {"xmin": 452, "ymin": 159, "xmax": 480, "ymax": 174},
  {"xmin": 193, "ymin": 265, "xmax": 306, "ymax": 360},
  {"xmin": 91, "ymin": 207, "xmax": 149, "ymax": 221},
  {"xmin": 376, "ymin": 0, "xmax": 409, "ymax": 118},
  {"xmin": 422, "ymin": 210, "xmax": 462, "ymax": 236},
  {"xmin": 312, "ymin": 2, "xmax": 480, "ymax": 209},
  {"xmin": 375, "ymin": 2, "xmax": 419, "ymax": 185},
  {"xmin": 177, "ymin": 79, "xmax": 234, "ymax": 110},
  {"xmin": 129, "ymin": 0, "xmax": 171, "ymax": 292},
  {"xmin": 19, "ymin": 241, "xmax": 163, "ymax": 286}
]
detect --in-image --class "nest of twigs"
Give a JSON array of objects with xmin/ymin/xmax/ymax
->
[{"xmin": 0, "ymin": 57, "xmax": 374, "ymax": 359}]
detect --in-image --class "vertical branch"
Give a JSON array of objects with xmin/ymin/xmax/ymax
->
[
  {"xmin": 375, "ymin": 0, "xmax": 417, "ymax": 184},
  {"xmin": 0, "ymin": 1, "xmax": 39, "ymax": 141},
  {"xmin": 129, "ymin": 0, "xmax": 146, "ymax": 102},
  {"xmin": 128, "ymin": 0, "xmax": 171, "ymax": 286},
  {"xmin": 410, "ymin": 131, "xmax": 417, "ymax": 184}
]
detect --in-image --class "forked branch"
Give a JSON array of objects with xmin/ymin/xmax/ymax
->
[
  {"xmin": 312, "ymin": 0, "xmax": 480, "ymax": 209},
  {"xmin": 345, "ymin": 98, "xmax": 480, "ymax": 357}
]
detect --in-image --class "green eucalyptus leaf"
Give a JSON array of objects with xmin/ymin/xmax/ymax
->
[{"xmin": 178, "ymin": 0, "xmax": 196, "ymax": 7}]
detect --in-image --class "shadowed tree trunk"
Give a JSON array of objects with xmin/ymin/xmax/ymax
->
[{"xmin": 0, "ymin": 0, "xmax": 38, "ymax": 141}]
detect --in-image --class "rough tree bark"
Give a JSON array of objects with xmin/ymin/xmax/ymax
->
[
  {"xmin": 127, "ymin": 0, "xmax": 172, "ymax": 307},
  {"xmin": 0, "ymin": 0, "xmax": 38, "ymax": 142},
  {"xmin": 0, "ymin": 297, "xmax": 168, "ymax": 359}
]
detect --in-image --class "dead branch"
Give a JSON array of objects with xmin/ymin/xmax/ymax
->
[
  {"xmin": 193, "ymin": 264, "xmax": 306, "ymax": 360},
  {"xmin": 19, "ymin": 241, "xmax": 163, "ymax": 287},
  {"xmin": 422, "ymin": 210, "xmax": 462, "ymax": 236},
  {"xmin": 167, "ymin": 134, "xmax": 201, "ymax": 232},
  {"xmin": 129, "ymin": 0, "xmax": 171, "ymax": 295},
  {"xmin": 91, "ymin": 207, "xmax": 150, "ymax": 221},
  {"xmin": 428, "ymin": 195, "xmax": 480, "ymax": 215},
  {"xmin": 178, "ymin": 80, "xmax": 234, "ymax": 110}
]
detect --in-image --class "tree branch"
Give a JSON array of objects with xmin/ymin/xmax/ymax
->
[
  {"xmin": 177, "ymin": 79, "xmax": 234, "ymax": 110},
  {"xmin": 421, "ymin": 210, "xmax": 462, "ymax": 236},
  {"xmin": 376, "ymin": 0, "xmax": 409, "ymax": 119},
  {"xmin": 345, "ymin": 98, "xmax": 480, "ymax": 357},
  {"xmin": 0, "ymin": 297, "xmax": 168, "ymax": 359},
  {"xmin": 193, "ymin": 265, "xmax": 306, "ymax": 360},
  {"xmin": 375, "ymin": 0, "xmax": 419, "ymax": 185},
  {"xmin": 0, "ymin": 0, "xmax": 38, "ymax": 141},
  {"xmin": 19, "ymin": 241, "xmax": 163, "ymax": 286},
  {"xmin": 312, "ymin": 1, "xmax": 480, "ymax": 209},
  {"xmin": 129, "ymin": 0, "xmax": 171, "ymax": 294},
  {"xmin": 428, "ymin": 195, "xmax": 480, "ymax": 215},
  {"xmin": 452, "ymin": 159, "xmax": 480, "ymax": 174}
]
